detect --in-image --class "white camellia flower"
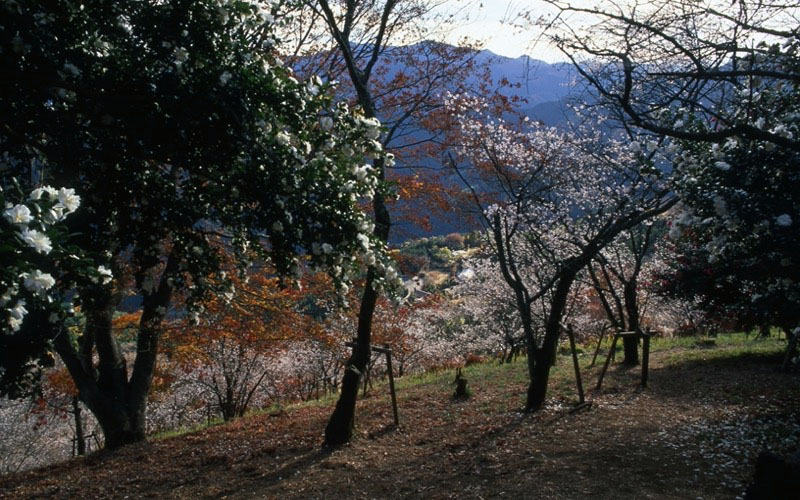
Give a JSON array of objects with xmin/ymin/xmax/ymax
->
[
  {"xmin": 219, "ymin": 71, "xmax": 232, "ymax": 86},
  {"xmin": 20, "ymin": 227, "xmax": 53, "ymax": 254},
  {"xmin": 97, "ymin": 265, "xmax": 113, "ymax": 284},
  {"xmin": 22, "ymin": 269, "xmax": 56, "ymax": 293},
  {"xmin": 776, "ymin": 214, "xmax": 793, "ymax": 227},
  {"xmin": 356, "ymin": 233, "xmax": 369, "ymax": 250},
  {"xmin": 321, "ymin": 243, "xmax": 333, "ymax": 254},
  {"xmin": 62, "ymin": 62, "xmax": 81, "ymax": 77},
  {"xmin": 174, "ymin": 47, "xmax": 189, "ymax": 64},
  {"xmin": 56, "ymin": 187, "xmax": 81, "ymax": 213},
  {"xmin": 714, "ymin": 161, "xmax": 731, "ymax": 171},
  {"xmin": 0, "ymin": 289, "xmax": 14, "ymax": 307},
  {"xmin": 9, "ymin": 300, "xmax": 27, "ymax": 320},
  {"xmin": 275, "ymin": 131, "xmax": 291, "ymax": 146},
  {"xmin": 28, "ymin": 186, "xmax": 58, "ymax": 200},
  {"xmin": 8, "ymin": 315, "xmax": 23, "ymax": 332},
  {"xmin": 3, "ymin": 204, "xmax": 33, "ymax": 225}
]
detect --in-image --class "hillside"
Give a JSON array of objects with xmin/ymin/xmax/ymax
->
[{"xmin": 1, "ymin": 335, "xmax": 798, "ymax": 499}]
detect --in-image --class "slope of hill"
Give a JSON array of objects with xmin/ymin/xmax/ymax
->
[{"xmin": 2, "ymin": 335, "xmax": 797, "ymax": 499}]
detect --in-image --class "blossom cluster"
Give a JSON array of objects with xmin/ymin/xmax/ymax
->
[{"xmin": 1, "ymin": 183, "xmax": 89, "ymax": 333}]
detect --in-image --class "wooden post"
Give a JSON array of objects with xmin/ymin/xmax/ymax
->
[
  {"xmin": 383, "ymin": 345, "xmax": 399, "ymax": 427},
  {"xmin": 566, "ymin": 324, "xmax": 585, "ymax": 404},
  {"xmin": 596, "ymin": 333, "xmax": 620, "ymax": 391},
  {"xmin": 72, "ymin": 395, "xmax": 86, "ymax": 456},
  {"xmin": 344, "ymin": 341, "xmax": 398, "ymax": 426},
  {"xmin": 590, "ymin": 329, "xmax": 606, "ymax": 368},
  {"xmin": 641, "ymin": 330, "xmax": 651, "ymax": 388}
]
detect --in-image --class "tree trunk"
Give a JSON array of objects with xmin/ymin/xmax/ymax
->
[
  {"xmin": 526, "ymin": 347, "xmax": 553, "ymax": 411},
  {"xmin": 324, "ymin": 269, "xmax": 380, "ymax": 447},
  {"xmin": 54, "ymin": 257, "xmax": 176, "ymax": 450},
  {"xmin": 526, "ymin": 269, "xmax": 577, "ymax": 411}
]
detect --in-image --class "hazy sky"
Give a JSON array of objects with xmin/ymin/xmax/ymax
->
[{"xmin": 428, "ymin": 1, "xmax": 567, "ymax": 62}]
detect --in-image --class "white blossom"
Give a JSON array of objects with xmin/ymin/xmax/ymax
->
[
  {"xmin": 319, "ymin": 116, "xmax": 334, "ymax": 131},
  {"xmin": 3, "ymin": 204, "xmax": 33, "ymax": 225},
  {"xmin": 56, "ymin": 187, "xmax": 80, "ymax": 213},
  {"xmin": 275, "ymin": 131, "xmax": 291, "ymax": 146},
  {"xmin": 714, "ymin": 161, "xmax": 731, "ymax": 171},
  {"xmin": 9, "ymin": 300, "xmax": 27, "ymax": 320},
  {"xmin": 97, "ymin": 265, "xmax": 113, "ymax": 284},
  {"xmin": 20, "ymin": 228, "xmax": 53, "ymax": 254},
  {"xmin": 22, "ymin": 270, "xmax": 56, "ymax": 294},
  {"xmin": 28, "ymin": 186, "xmax": 57, "ymax": 201}
]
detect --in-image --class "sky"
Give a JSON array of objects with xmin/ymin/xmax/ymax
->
[{"xmin": 427, "ymin": 1, "xmax": 568, "ymax": 63}]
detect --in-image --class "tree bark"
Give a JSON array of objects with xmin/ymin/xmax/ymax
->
[
  {"xmin": 54, "ymin": 255, "xmax": 176, "ymax": 449},
  {"xmin": 526, "ymin": 269, "xmax": 577, "ymax": 411},
  {"xmin": 324, "ymin": 269, "xmax": 379, "ymax": 446}
]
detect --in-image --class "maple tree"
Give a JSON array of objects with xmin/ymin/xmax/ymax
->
[
  {"xmin": 291, "ymin": 0, "xmax": 492, "ymax": 446},
  {"xmin": 164, "ymin": 265, "xmax": 305, "ymax": 421}
]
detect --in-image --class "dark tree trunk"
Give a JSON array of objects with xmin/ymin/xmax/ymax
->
[
  {"xmin": 526, "ymin": 347, "xmax": 554, "ymax": 411},
  {"xmin": 54, "ymin": 256, "xmax": 176, "ymax": 450},
  {"xmin": 324, "ymin": 267, "xmax": 382, "ymax": 446},
  {"xmin": 323, "ymin": 135, "xmax": 389, "ymax": 448},
  {"xmin": 526, "ymin": 269, "xmax": 577, "ymax": 412}
]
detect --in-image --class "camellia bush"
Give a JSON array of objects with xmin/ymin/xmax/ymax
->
[
  {"xmin": 0, "ymin": 181, "xmax": 106, "ymax": 395},
  {"xmin": 1, "ymin": 0, "xmax": 400, "ymax": 448},
  {"xmin": 665, "ymin": 39, "xmax": 800, "ymax": 330}
]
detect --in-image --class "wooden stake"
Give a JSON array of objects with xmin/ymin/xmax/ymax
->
[
  {"xmin": 590, "ymin": 329, "xmax": 606, "ymax": 368},
  {"xmin": 641, "ymin": 331, "xmax": 651, "ymax": 388},
  {"xmin": 384, "ymin": 345, "xmax": 399, "ymax": 426},
  {"xmin": 344, "ymin": 341, "xmax": 399, "ymax": 426},
  {"xmin": 566, "ymin": 324, "xmax": 586, "ymax": 404},
  {"xmin": 596, "ymin": 333, "xmax": 620, "ymax": 391}
]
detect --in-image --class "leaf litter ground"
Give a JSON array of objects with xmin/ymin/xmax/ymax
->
[{"xmin": 1, "ymin": 335, "xmax": 798, "ymax": 499}]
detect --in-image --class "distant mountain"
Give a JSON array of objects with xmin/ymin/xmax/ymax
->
[
  {"xmin": 293, "ymin": 43, "xmax": 585, "ymax": 242},
  {"xmin": 472, "ymin": 50, "xmax": 578, "ymax": 107}
]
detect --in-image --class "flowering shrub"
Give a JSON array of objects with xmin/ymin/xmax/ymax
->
[
  {"xmin": 0, "ymin": 181, "xmax": 108, "ymax": 396},
  {"xmin": 1, "ymin": 0, "xmax": 401, "ymax": 447}
]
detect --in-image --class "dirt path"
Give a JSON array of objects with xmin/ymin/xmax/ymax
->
[{"xmin": 1, "ymin": 339, "xmax": 798, "ymax": 499}]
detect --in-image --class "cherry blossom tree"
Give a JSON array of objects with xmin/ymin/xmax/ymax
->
[
  {"xmin": 587, "ymin": 222, "xmax": 663, "ymax": 364},
  {"xmin": 450, "ymin": 257, "xmax": 526, "ymax": 362},
  {"xmin": 539, "ymin": 0, "xmax": 800, "ymax": 333},
  {"xmin": 444, "ymin": 94, "xmax": 675, "ymax": 411}
]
